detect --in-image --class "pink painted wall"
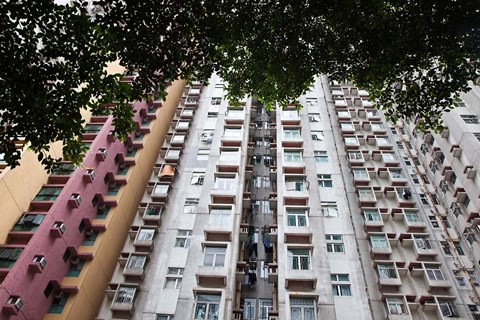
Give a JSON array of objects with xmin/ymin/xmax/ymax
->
[{"xmin": 0, "ymin": 101, "xmax": 149, "ymax": 320}]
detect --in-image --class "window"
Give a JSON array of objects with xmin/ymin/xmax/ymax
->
[
  {"xmin": 317, "ymin": 174, "xmax": 333, "ymax": 187},
  {"xmin": 209, "ymin": 207, "xmax": 231, "ymax": 225},
  {"xmin": 191, "ymin": 171, "xmax": 205, "ymax": 185},
  {"xmin": 282, "ymin": 110, "xmax": 299, "ymax": 119},
  {"xmin": 126, "ymin": 255, "xmax": 147, "ymax": 270},
  {"xmin": 371, "ymin": 122, "xmax": 384, "ymax": 130},
  {"xmin": 34, "ymin": 187, "xmax": 62, "ymax": 201},
  {"xmin": 290, "ymin": 298, "xmax": 316, "ymax": 320},
  {"xmin": 197, "ymin": 149, "xmax": 210, "ymax": 161},
  {"xmin": 137, "ymin": 228, "xmax": 155, "ymax": 241},
  {"xmin": 258, "ymin": 299, "xmax": 273, "ymax": 320},
  {"xmin": 358, "ymin": 188, "xmax": 374, "ymax": 200},
  {"xmin": 364, "ymin": 209, "xmax": 381, "ymax": 221},
  {"xmin": 165, "ymin": 268, "xmax": 184, "ymax": 290},
  {"xmin": 382, "ymin": 152, "xmax": 395, "ymax": 162},
  {"xmin": 12, "ymin": 213, "xmax": 44, "ymax": 232},
  {"xmin": 214, "ymin": 176, "xmax": 236, "ymax": 190},
  {"xmin": 306, "ymin": 97, "xmax": 318, "ymax": 106},
  {"xmin": 419, "ymin": 194, "xmax": 430, "ymax": 205},
  {"xmin": 308, "ymin": 114, "xmax": 321, "ymax": 122},
  {"xmin": 193, "ymin": 293, "xmax": 220, "ymax": 320},
  {"xmin": 376, "ymin": 137, "xmax": 389, "ymax": 145},
  {"xmin": 475, "ymin": 133, "xmax": 480, "ymax": 142},
  {"xmin": 464, "ymin": 195, "xmax": 471, "ymax": 207},
  {"xmin": 429, "ymin": 160, "xmax": 438, "ymax": 173},
  {"xmin": 203, "ymin": 246, "xmax": 226, "ymax": 267},
  {"xmin": 457, "ymin": 276, "xmax": 466, "ymax": 286},
  {"xmin": 241, "ymin": 298, "xmax": 256, "ymax": 320},
  {"xmin": 314, "ymin": 151, "xmax": 328, "ymax": 163},
  {"xmin": 52, "ymin": 163, "xmax": 76, "ymax": 175},
  {"xmin": 352, "ymin": 168, "xmax": 368, "ymax": 179},
  {"xmin": 348, "ymin": 151, "xmax": 362, "ymax": 160},
  {"xmin": 370, "ymin": 235, "xmax": 388, "ymax": 248},
  {"xmin": 428, "ymin": 216, "xmax": 440, "ymax": 228},
  {"xmin": 468, "ymin": 270, "xmax": 480, "ymax": 286},
  {"xmin": 288, "ymin": 248, "xmax": 311, "ymax": 270},
  {"xmin": 311, "ymin": 131, "xmax": 324, "ymax": 141},
  {"xmin": 461, "ymin": 115, "xmax": 479, "ymax": 124},
  {"xmin": 174, "ymin": 230, "xmax": 192, "ymax": 248},
  {"xmin": 211, "ymin": 97, "xmax": 222, "ymax": 105},
  {"xmin": 219, "ymin": 149, "xmax": 239, "ymax": 162},
  {"xmin": 285, "ymin": 177, "xmax": 307, "ymax": 191},
  {"xmin": 83, "ymin": 123, "xmax": 103, "ymax": 133},
  {"xmin": 115, "ymin": 286, "xmax": 136, "ymax": 303},
  {"xmin": 377, "ymin": 264, "xmax": 397, "ymax": 279},
  {"xmin": 414, "ymin": 237, "xmax": 432, "ymax": 250},
  {"xmin": 453, "ymin": 241, "xmax": 465, "ymax": 255},
  {"xmin": 331, "ymin": 274, "xmax": 352, "ymax": 296},
  {"xmin": 284, "ymin": 151, "xmax": 302, "ymax": 163},
  {"xmin": 223, "ymin": 128, "xmax": 242, "ymax": 137},
  {"xmin": 439, "ymin": 301, "xmax": 459, "ymax": 317},
  {"xmin": 0, "ymin": 247, "xmax": 23, "ymax": 268},
  {"xmin": 405, "ymin": 211, "xmax": 421, "ymax": 223},
  {"xmin": 326, "ymin": 234, "xmax": 344, "ymax": 253},
  {"xmin": 441, "ymin": 241, "xmax": 452, "ymax": 255},
  {"xmin": 386, "ymin": 297, "xmax": 408, "ymax": 315},
  {"xmin": 284, "ymin": 128, "xmax": 301, "ymax": 139},
  {"xmin": 425, "ymin": 265, "xmax": 444, "ymax": 280},
  {"xmin": 287, "ymin": 209, "xmax": 308, "ymax": 226},
  {"xmin": 156, "ymin": 315, "xmax": 173, "ymax": 320},
  {"xmin": 344, "ymin": 136, "xmax": 358, "ymax": 145},
  {"xmin": 321, "ymin": 201, "xmax": 338, "ymax": 217},
  {"xmin": 184, "ymin": 198, "xmax": 199, "ymax": 214}
]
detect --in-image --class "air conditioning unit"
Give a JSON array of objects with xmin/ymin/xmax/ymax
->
[
  {"xmin": 86, "ymin": 169, "xmax": 96, "ymax": 180},
  {"xmin": 53, "ymin": 222, "xmax": 66, "ymax": 234},
  {"xmin": 96, "ymin": 148, "xmax": 108, "ymax": 161},
  {"xmin": 69, "ymin": 194, "xmax": 82, "ymax": 208},
  {"xmin": 6, "ymin": 296, "xmax": 24, "ymax": 311},
  {"xmin": 201, "ymin": 133, "xmax": 213, "ymax": 143},
  {"xmin": 32, "ymin": 256, "xmax": 47, "ymax": 269}
]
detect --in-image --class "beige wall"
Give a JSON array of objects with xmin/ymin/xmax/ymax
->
[{"xmin": 0, "ymin": 141, "xmax": 63, "ymax": 244}]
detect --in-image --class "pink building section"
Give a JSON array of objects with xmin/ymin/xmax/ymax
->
[{"xmin": 0, "ymin": 100, "xmax": 152, "ymax": 320}]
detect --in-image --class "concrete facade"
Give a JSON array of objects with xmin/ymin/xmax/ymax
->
[{"xmin": 2, "ymin": 71, "xmax": 480, "ymax": 320}]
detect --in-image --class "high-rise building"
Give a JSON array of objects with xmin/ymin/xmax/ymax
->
[
  {"xmin": 0, "ymin": 77, "xmax": 186, "ymax": 320},
  {"xmin": 2, "ymin": 73, "xmax": 480, "ymax": 320}
]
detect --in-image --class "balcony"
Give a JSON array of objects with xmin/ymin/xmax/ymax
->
[
  {"xmin": 413, "ymin": 237, "xmax": 438, "ymax": 260},
  {"xmin": 377, "ymin": 168, "xmax": 407, "ymax": 186},
  {"xmin": 140, "ymin": 203, "xmax": 164, "ymax": 225},
  {"xmin": 122, "ymin": 253, "xmax": 149, "ymax": 281},
  {"xmin": 148, "ymin": 183, "xmax": 171, "ymax": 202},
  {"xmin": 384, "ymin": 187, "xmax": 416, "ymax": 208},
  {"xmin": 357, "ymin": 187, "xmax": 381, "ymax": 206},
  {"xmin": 268, "ymin": 263, "xmax": 278, "ymax": 283},
  {"xmin": 168, "ymin": 133, "xmax": 186, "ymax": 147},
  {"xmin": 195, "ymin": 266, "xmax": 227, "ymax": 287},
  {"xmin": 160, "ymin": 147, "xmax": 182, "ymax": 164},
  {"xmin": 110, "ymin": 284, "xmax": 139, "ymax": 316}
]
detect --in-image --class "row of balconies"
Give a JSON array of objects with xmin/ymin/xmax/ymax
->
[{"xmin": 106, "ymin": 85, "xmax": 203, "ymax": 316}]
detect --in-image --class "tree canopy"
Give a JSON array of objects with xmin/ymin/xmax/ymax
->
[{"xmin": 1, "ymin": 0, "xmax": 479, "ymax": 170}]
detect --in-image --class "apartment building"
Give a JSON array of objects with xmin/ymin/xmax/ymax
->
[
  {"xmin": 2, "ymin": 71, "xmax": 480, "ymax": 320},
  {"xmin": 0, "ymin": 77, "xmax": 185, "ymax": 320}
]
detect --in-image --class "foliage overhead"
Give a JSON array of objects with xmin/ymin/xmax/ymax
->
[{"xmin": 1, "ymin": 0, "xmax": 479, "ymax": 170}]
